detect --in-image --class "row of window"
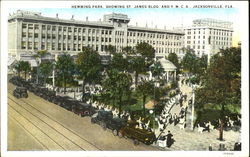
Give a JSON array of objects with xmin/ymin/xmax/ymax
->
[
  {"xmin": 156, "ymin": 47, "xmax": 180, "ymax": 54},
  {"xmin": 22, "ymin": 23, "xmax": 183, "ymax": 40},
  {"xmin": 21, "ymin": 41, "xmax": 114, "ymax": 52},
  {"xmin": 22, "ymin": 23, "xmax": 113, "ymax": 35},
  {"xmin": 186, "ymin": 41, "xmax": 231, "ymax": 50},
  {"xmin": 186, "ymin": 29, "xmax": 232, "ymax": 36},
  {"xmin": 127, "ymin": 31, "xmax": 182, "ymax": 40}
]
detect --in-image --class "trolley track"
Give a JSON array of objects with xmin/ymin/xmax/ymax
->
[
  {"xmin": 8, "ymin": 91, "xmax": 101, "ymax": 151},
  {"xmin": 8, "ymin": 113, "xmax": 50, "ymax": 150}
]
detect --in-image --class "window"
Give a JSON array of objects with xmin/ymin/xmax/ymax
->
[
  {"xmin": 28, "ymin": 42, "xmax": 32, "ymax": 49},
  {"xmin": 34, "ymin": 42, "xmax": 38, "ymax": 50},
  {"xmin": 34, "ymin": 33, "xmax": 38, "ymax": 38},
  {"xmin": 68, "ymin": 27, "xmax": 72, "ymax": 32},
  {"xmin": 28, "ymin": 24, "xmax": 33, "ymax": 29},
  {"xmin": 22, "ymin": 24, "xmax": 27, "ymax": 29},
  {"xmin": 28, "ymin": 33, "xmax": 32, "ymax": 38},
  {"xmin": 22, "ymin": 32, "xmax": 26, "ymax": 37},
  {"xmin": 21, "ymin": 42, "xmax": 26, "ymax": 49},
  {"xmin": 34, "ymin": 25, "xmax": 39, "ymax": 30}
]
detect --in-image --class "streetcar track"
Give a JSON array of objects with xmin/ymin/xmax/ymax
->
[
  {"xmin": 8, "ymin": 98, "xmax": 86, "ymax": 150},
  {"xmin": 8, "ymin": 114, "xmax": 50, "ymax": 150},
  {"xmin": 8, "ymin": 103, "xmax": 67, "ymax": 150},
  {"xmin": 8, "ymin": 88, "xmax": 102, "ymax": 151}
]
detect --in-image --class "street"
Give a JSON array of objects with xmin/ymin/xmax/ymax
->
[{"xmin": 8, "ymin": 83, "xmax": 159, "ymax": 151}]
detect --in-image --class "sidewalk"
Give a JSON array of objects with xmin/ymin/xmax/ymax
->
[{"xmin": 155, "ymin": 79, "xmax": 241, "ymax": 150}]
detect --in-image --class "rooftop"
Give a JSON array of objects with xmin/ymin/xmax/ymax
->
[{"xmin": 8, "ymin": 10, "xmax": 184, "ymax": 34}]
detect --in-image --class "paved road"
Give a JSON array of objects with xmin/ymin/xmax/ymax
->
[{"xmin": 8, "ymin": 83, "xmax": 159, "ymax": 151}]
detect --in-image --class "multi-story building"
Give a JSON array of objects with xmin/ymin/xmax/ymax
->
[
  {"xmin": 8, "ymin": 10, "xmax": 184, "ymax": 61},
  {"xmin": 183, "ymin": 18, "xmax": 233, "ymax": 61}
]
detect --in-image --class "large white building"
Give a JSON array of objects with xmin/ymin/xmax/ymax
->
[
  {"xmin": 183, "ymin": 18, "xmax": 233, "ymax": 61},
  {"xmin": 8, "ymin": 10, "xmax": 184, "ymax": 61}
]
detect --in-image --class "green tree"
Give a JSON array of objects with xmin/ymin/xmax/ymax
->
[
  {"xmin": 136, "ymin": 80, "xmax": 154, "ymax": 118},
  {"xmin": 21, "ymin": 61, "xmax": 31, "ymax": 80},
  {"xmin": 110, "ymin": 53, "xmax": 129, "ymax": 72},
  {"xmin": 76, "ymin": 47, "xmax": 103, "ymax": 102},
  {"xmin": 40, "ymin": 61, "xmax": 53, "ymax": 85},
  {"xmin": 56, "ymin": 52, "xmax": 75, "ymax": 94},
  {"xmin": 128, "ymin": 42, "xmax": 155, "ymax": 88},
  {"xmin": 128, "ymin": 56, "xmax": 147, "ymax": 88},
  {"xmin": 14, "ymin": 61, "xmax": 22, "ymax": 77},
  {"xmin": 14, "ymin": 61, "xmax": 31, "ymax": 79},
  {"xmin": 195, "ymin": 47, "xmax": 241, "ymax": 141},
  {"xmin": 122, "ymin": 46, "xmax": 135, "ymax": 55},
  {"xmin": 150, "ymin": 61, "xmax": 164, "ymax": 80},
  {"xmin": 168, "ymin": 53, "xmax": 179, "ymax": 73},
  {"xmin": 105, "ymin": 45, "xmax": 116, "ymax": 55},
  {"xmin": 33, "ymin": 50, "xmax": 49, "ymax": 84},
  {"xmin": 135, "ymin": 42, "xmax": 155, "ymax": 65},
  {"xmin": 181, "ymin": 51, "xmax": 197, "ymax": 73},
  {"xmin": 103, "ymin": 70, "xmax": 132, "ymax": 117}
]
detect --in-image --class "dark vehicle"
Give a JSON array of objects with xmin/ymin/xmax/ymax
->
[
  {"xmin": 37, "ymin": 87, "xmax": 49, "ymax": 98},
  {"xmin": 71, "ymin": 101, "xmax": 96, "ymax": 117},
  {"xmin": 107, "ymin": 118, "xmax": 127, "ymax": 136},
  {"xmin": 13, "ymin": 87, "xmax": 28, "ymax": 98},
  {"xmin": 53, "ymin": 95, "xmax": 64, "ymax": 106},
  {"xmin": 91, "ymin": 110, "xmax": 113, "ymax": 129},
  {"xmin": 119, "ymin": 120, "xmax": 156, "ymax": 145},
  {"xmin": 91, "ymin": 110, "xmax": 126, "ymax": 135},
  {"xmin": 47, "ymin": 91, "xmax": 57, "ymax": 102},
  {"xmin": 59, "ymin": 96, "xmax": 74, "ymax": 111}
]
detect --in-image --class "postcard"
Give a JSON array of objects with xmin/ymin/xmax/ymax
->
[{"xmin": 1, "ymin": 1, "xmax": 249, "ymax": 157}]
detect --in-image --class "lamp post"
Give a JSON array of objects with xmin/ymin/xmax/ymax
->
[
  {"xmin": 149, "ymin": 109, "xmax": 154, "ymax": 131},
  {"xmin": 191, "ymin": 84, "xmax": 195, "ymax": 130},
  {"xmin": 52, "ymin": 63, "xmax": 55, "ymax": 91}
]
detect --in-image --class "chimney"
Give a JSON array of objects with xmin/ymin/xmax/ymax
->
[
  {"xmin": 136, "ymin": 22, "xmax": 138, "ymax": 27},
  {"xmin": 71, "ymin": 15, "xmax": 74, "ymax": 20},
  {"xmin": 86, "ymin": 16, "xmax": 88, "ymax": 22},
  {"xmin": 56, "ymin": 13, "xmax": 58, "ymax": 18},
  {"xmin": 146, "ymin": 22, "xmax": 148, "ymax": 28}
]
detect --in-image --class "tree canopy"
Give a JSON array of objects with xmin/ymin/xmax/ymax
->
[{"xmin": 56, "ymin": 52, "xmax": 75, "ymax": 93}]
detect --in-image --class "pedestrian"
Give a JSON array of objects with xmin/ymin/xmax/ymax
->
[
  {"xmin": 209, "ymin": 144, "xmax": 213, "ymax": 151},
  {"xmin": 166, "ymin": 130, "xmax": 174, "ymax": 148},
  {"xmin": 173, "ymin": 113, "xmax": 178, "ymax": 125}
]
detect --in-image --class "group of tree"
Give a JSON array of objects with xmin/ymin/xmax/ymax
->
[
  {"xmin": 13, "ymin": 42, "xmax": 170, "ymax": 118},
  {"xmin": 14, "ymin": 60, "xmax": 31, "ymax": 80},
  {"xmin": 180, "ymin": 48, "xmax": 208, "ymax": 84},
  {"xmin": 194, "ymin": 47, "xmax": 241, "ymax": 140}
]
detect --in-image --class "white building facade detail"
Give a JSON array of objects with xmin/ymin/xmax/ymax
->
[
  {"xmin": 8, "ymin": 10, "xmax": 184, "ymax": 60},
  {"xmin": 183, "ymin": 18, "xmax": 233, "ymax": 59}
]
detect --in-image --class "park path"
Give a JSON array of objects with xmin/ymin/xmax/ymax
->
[{"xmin": 154, "ymin": 78, "xmax": 241, "ymax": 150}]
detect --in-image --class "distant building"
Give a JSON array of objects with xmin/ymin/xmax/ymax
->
[
  {"xmin": 8, "ymin": 10, "xmax": 184, "ymax": 61},
  {"xmin": 183, "ymin": 18, "xmax": 233, "ymax": 62}
]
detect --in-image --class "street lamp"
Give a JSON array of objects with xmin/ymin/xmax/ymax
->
[
  {"xmin": 149, "ymin": 109, "xmax": 154, "ymax": 130},
  {"xmin": 191, "ymin": 84, "xmax": 196, "ymax": 130}
]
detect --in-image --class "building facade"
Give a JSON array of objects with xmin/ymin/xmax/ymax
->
[
  {"xmin": 183, "ymin": 18, "xmax": 233, "ymax": 61},
  {"xmin": 8, "ymin": 10, "xmax": 184, "ymax": 61}
]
